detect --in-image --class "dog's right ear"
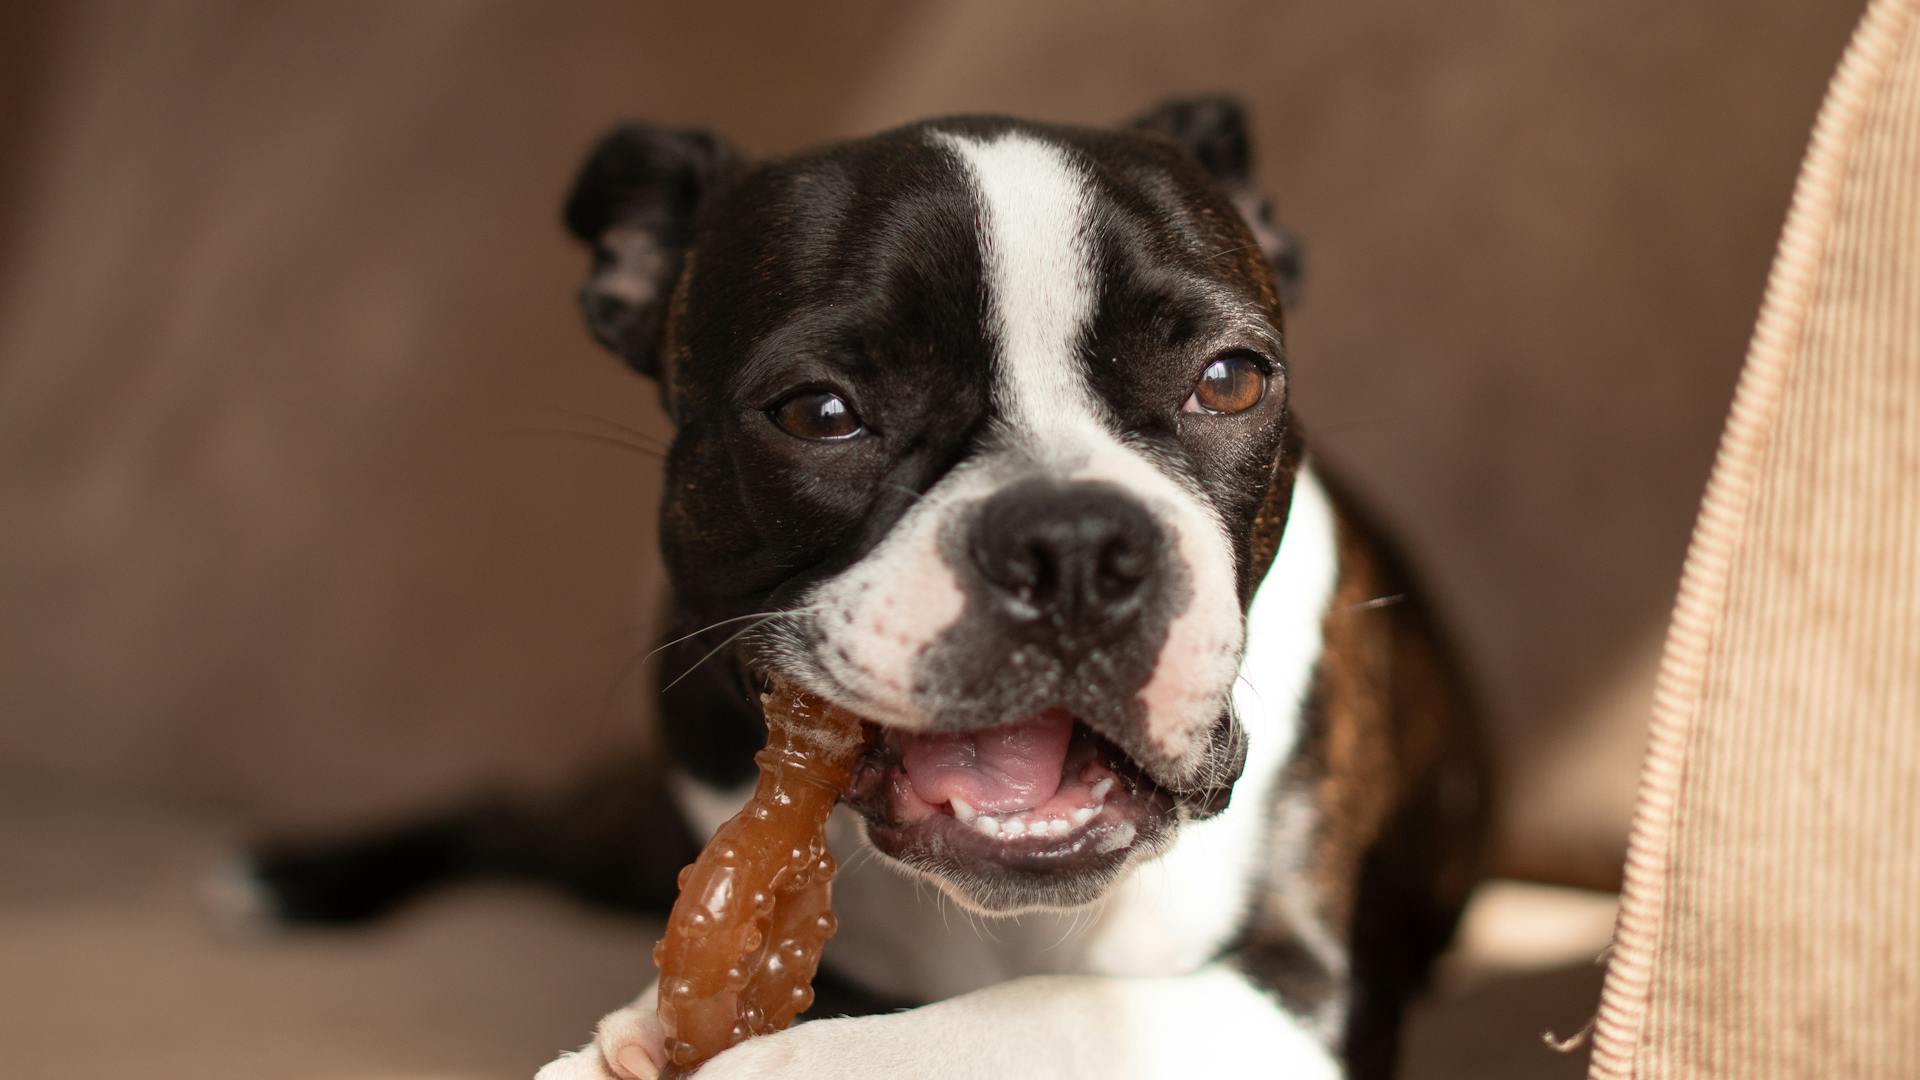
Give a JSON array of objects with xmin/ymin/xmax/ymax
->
[
  {"xmin": 1130, "ymin": 97, "xmax": 1303, "ymax": 309},
  {"xmin": 563, "ymin": 124, "xmax": 744, "ymax": 378}
]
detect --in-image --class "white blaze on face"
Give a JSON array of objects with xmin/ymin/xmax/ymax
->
[
  {"xmin": 939, "ymin": 130, "xmax": 1245, "ymax": 771},
  {"xmin": 800, "ymin": 131, "xmax": 1247, "ymax": 771},
  {"xmin": 930, "ymin": 132, "xmax": 1104, "ymax": 434}
]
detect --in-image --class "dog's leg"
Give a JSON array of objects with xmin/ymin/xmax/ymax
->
[
  {"xmin": 536, "ymin": 967, "xmax": 1341, "ymax": 1080},
  {"xmin": 233, "ymin": 757, "xmax": 700, "ymax": 926},
  {"xmin": 235, "ymin": 643, "xmax": 765, "ymax": 927}
]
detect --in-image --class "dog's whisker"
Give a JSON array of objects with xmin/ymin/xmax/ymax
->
[
  {"xmin": 1079, "ymin": 897, "xmax": 1111, "ymax": 943},
  {"xmin": 496, "ymin": 426, "xmax": 668, "ymax": 461},
  {"xmin": 598, "ymin": 646, "xmax": 651, "ymax": 724},
  {"xmin": 919, "ymin": 876, "xmax": 951, "ymax": 936},
  {"xmin": 840, "ymin": 844, "xmax": 880, "ymax": 877},
  {"xmin": 1304, "ymin": 414, "xmax": 1438, "ymax": 440},
  {"xmin": 1233, "ymin": 672, "xmax": 1267, "ymax": 711},
  {"xmin": 1043, "ymin": 906, "xmax": 1090, "ymax": 952},
  {"xmin": 963, "ymin": 903, "xmax": 994, "ymax": 944},
  {"xmin": 646, "ymin": 610, "xmax": 802, "ymax": 665},
  {"xmin": 531, "ymin": 405, "xmax": 671, "ymax": 448},
  {"xmin": 1346, "ymin": 593, "xmax": 1407, "ymax": 613},
  {"xmin": 598, "ymin": 609, "xmax": 814, "ymax": 719},
  {"xmin": 660, "ymin": 611, "xmax": 815, "ymax": 694},
  {"xmin": 1054, "ymin": 910, "xmax": 1081, "ymax": 951}
]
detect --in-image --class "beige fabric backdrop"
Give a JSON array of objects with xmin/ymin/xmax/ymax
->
[{"xmin": 0, "ymin": 1, "xmax": 1860, "ymax": 886}]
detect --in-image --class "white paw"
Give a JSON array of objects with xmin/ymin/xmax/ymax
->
[
  {"xmin": 532, "ymin": 1046, "xmax": 623, "ymax": 1080},
  {"xmin": 694, "ymin": 1016, "xmax": 913, "ymax": 1080},
  {"xmin": 689, "ymin": 1023, "xmax": 823, "ymax": 1080},
  {"xmin": 535, "ymin": 987, "xmax": 665, "ymax": 1080}
]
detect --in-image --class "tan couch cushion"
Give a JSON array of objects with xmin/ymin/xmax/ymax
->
[{"xmin": 1592, "ymin": 0, "xmax": 1920, "ymax": 1073}]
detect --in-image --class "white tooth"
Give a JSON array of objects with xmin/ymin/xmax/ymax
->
[
  {"xmin": 949, "ymin": 796, "xmax": 978, "ymax": 824},
  {"xmin": 1090, "ymin": 778, "xmax": 1115, "ymax": 802},
  {"xmin": 1048, "ymin": 819, "xmax": 1072, "ymax": 837},
  {"xmin": 974, "ymin": 815, "xmax": 1000, "ymax": 838},
  {"xmin": 1003, "ymin": 817, "xmax": 1026, "ymax": 837},
  {"xmin": 1071, "ymin": 806, "xmax": 1096, "ymax": 826}
]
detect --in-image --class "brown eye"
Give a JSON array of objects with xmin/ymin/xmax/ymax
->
[
  {"xmin": 770, "ymin": 390, "xmax": 864, "ymax": 440},
  {"xmin": 1183, "ymin": 353, "xmax": 1268, "ymax": 414}
]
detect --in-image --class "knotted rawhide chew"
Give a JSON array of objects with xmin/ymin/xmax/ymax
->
[{"xmin": 652, "ymin": 675, "xmax": 864, "ymax": 1075}]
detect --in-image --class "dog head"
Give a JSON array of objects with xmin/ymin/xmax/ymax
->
[{"xmin": 566, "ymin": 99, "xmax": 1303, "ymax": 913}]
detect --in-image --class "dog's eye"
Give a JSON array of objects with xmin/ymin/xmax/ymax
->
[
  {"xmin": 1183, "ymin": 353, "xmax": 1268, "ymax": 415},
  {"xmin": 770, "ymin": 390, "xmax": 865, "ymax": 440}
]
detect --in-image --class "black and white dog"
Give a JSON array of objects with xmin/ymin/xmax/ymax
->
[{"xmin": 249, "ymin": 98, "xmax": 1487, "ymax": 1080}]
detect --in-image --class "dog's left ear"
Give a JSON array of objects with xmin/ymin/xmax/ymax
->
[
  {"xmin": 1130, "ymin": 97, "xmax": 1303, "ymax": 308},
  {"xmin": 563, "ymin": 124, "xmax": 746, "ymax": 378}
]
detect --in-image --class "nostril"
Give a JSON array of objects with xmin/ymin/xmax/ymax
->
[
  {"xmin": 972, "ymin": 527, "xmax": 1056, "ymax": 621},
  {"xmin": 1099, "ymin": 536, "xmax": 1152, "ymax": 587},
  {"xmin": 1009, "ymin": 540, "xmax": 1057, "ymax": 605},
  {"xmin": 1091, "ymin": 536, "xmax": 1153, "ymax": 614}
]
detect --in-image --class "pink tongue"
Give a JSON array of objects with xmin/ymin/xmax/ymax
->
[{"xmin": 899, "ymin": 708, "xmax": 1075, "ymax": 815}]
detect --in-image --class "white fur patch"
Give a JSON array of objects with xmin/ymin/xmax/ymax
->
[
  {"xmin": 931, "ymin": 131, "xmax": 1102, "ymax": 435},
  {"xmin": 930, "ymin": 130, "xmax": 1245, "ymax": 776},
  {"xmin": 1238, "ymin": 470, "xmax": 1349, "ymax": 1043}
]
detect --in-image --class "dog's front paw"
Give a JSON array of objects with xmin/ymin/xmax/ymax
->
[
  {"xmin": 535, "ymin": 989, "xmax": 666, "ymax": 1080},
  {"xmin": 694, "ymin": 1015, "xmax": 918, "ymax": 1080}
]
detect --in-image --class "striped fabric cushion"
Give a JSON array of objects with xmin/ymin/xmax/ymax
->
[{"xmin": 1591, "ymin": 0, "xmax": 1920, "ymax": 1075}]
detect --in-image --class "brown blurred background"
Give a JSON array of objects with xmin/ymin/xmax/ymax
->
[{"xmin": 0, "ymin": 2, "xmax": 1862, "ymax": 1077}]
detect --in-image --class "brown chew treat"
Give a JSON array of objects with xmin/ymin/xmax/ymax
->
[{"xmin": 652, "ymin": 676, "xmax": 865, "ymax": 1075}]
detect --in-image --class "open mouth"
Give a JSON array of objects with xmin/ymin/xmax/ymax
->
[{"xmin": 843, "ymin": 706, "xmax": 1175, "ymax": 892}]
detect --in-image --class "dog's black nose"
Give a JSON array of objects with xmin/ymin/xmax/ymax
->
[{"xmin": 971, "ymin": 480, "xmax": 1163, "ymax": 640}]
